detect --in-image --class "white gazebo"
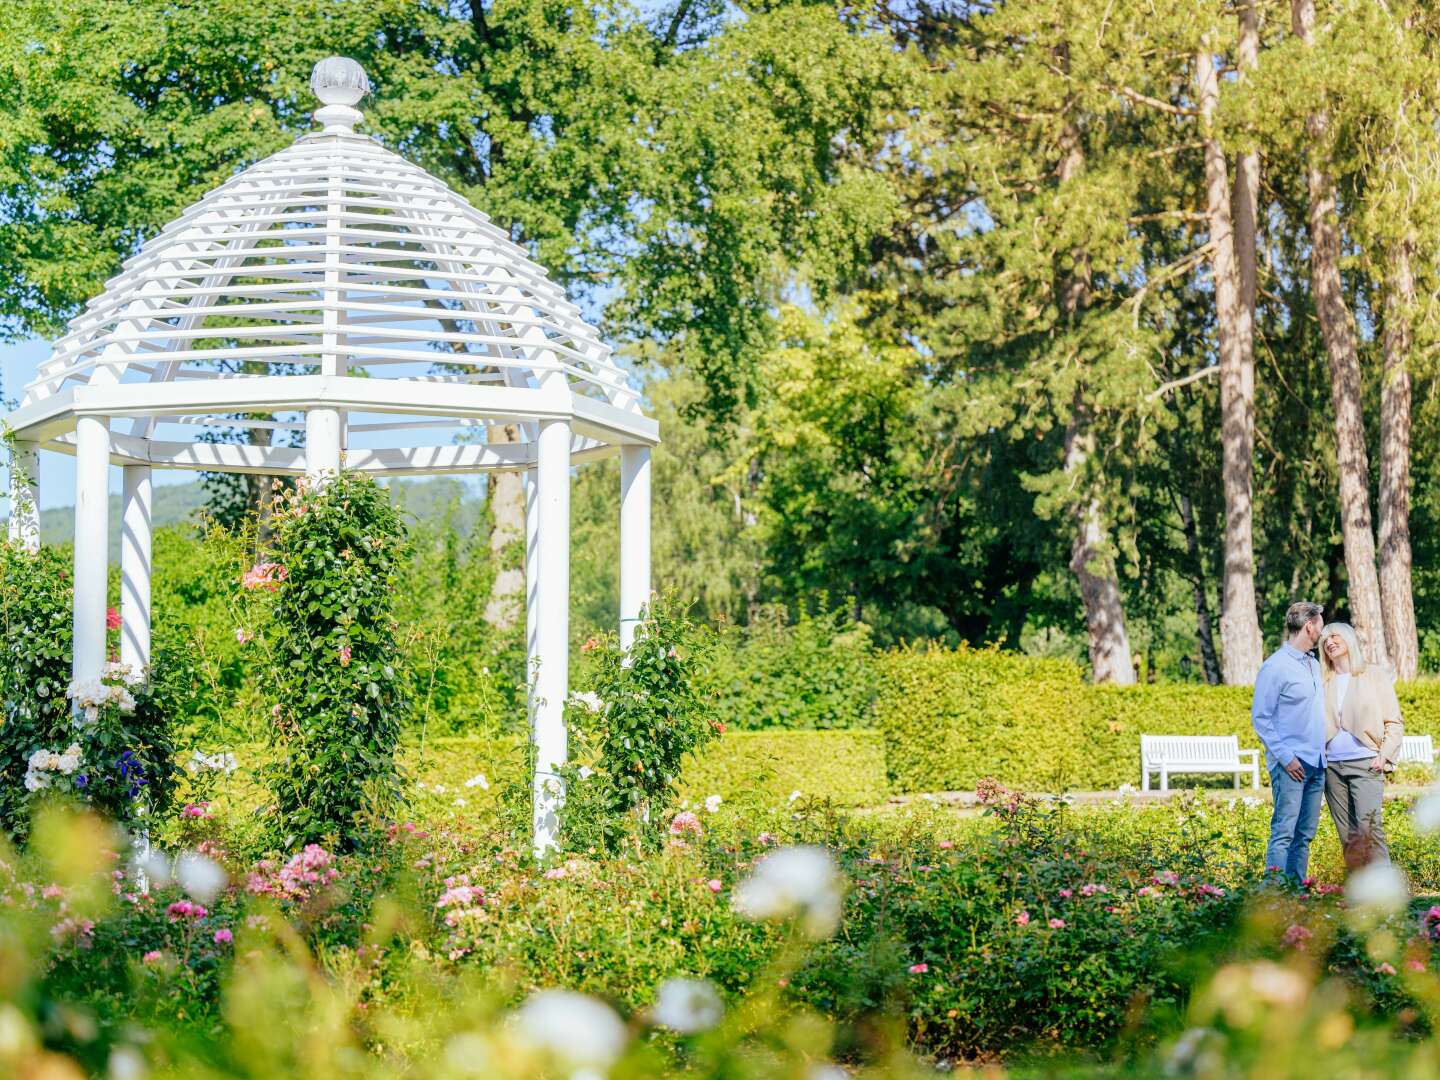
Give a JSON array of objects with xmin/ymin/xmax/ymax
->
[{"xmin": 3, "ymin": 57, "xmax": 656, "ymax": 854}]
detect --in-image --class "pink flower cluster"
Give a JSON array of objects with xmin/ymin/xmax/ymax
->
[
  {"xmin": 1079, "ymin": 883, "xmax": 1108, "ymax": 897},
  {"xmin": 246, "ymin": 844, "xmax": 341, "ymax": 902},
  {"xmin": 1151, "ymin": 871, "xmax": 1180, "ymax": 887},
  {"xmin": 241, "ymin": 562, "xmax": 289, "ymax": 591},
  {"xmin": 1425, "ymin": 905, "xmax": 1440, "ymax": 942},
  {"xmin": 669, "ymin": 811, "xmax": 703, "ymax": 837},
  {"xmin": 167, "ymin": 900, "xmax": 208, "ymax": 922},
  {"xmin": 1282, "ymin": 923, "xmax": 1312, "ymax": 950},
  {"xmin": 50, "ymin": 916, "xmax": 95, "ymax": 947},
  {"xmin": 181, "ymin": 803, "xmax": 211, "ymax": 819}
]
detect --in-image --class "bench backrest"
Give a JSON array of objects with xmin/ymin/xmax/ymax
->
[
  {"xmin": 1400, "ymin": 735, "xmax": 1435, "ymax": 764},
  {"xmin": 1140, "ymin": 734, "xmax": 1241, "ymax": 764}
]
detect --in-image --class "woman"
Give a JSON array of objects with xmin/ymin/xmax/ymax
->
[{"xmin": 1318, "ymin": 622, "xmax": 1404, "ymax": 867}]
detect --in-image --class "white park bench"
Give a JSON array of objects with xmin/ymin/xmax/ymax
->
[
  {"xmin": 1140, "ymin": 735, "xmax": 1261, "ymax": 792},
  {"xmin": 1399, "ymin": 735, "xmax": 1435, "ymax": 766}
]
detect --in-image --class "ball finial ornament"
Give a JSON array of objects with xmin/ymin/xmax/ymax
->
[{"xmin": 309, "ymin": 57, "xmax": 370, "ymax": 132}]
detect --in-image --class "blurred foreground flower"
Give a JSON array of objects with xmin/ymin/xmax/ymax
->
[
  {"xmin": 176, "ymin": 851, "xmax": 228, "ymax": 904},
  {"xmin": 1345, "ymin": 862, "xmax": 1409, "ymax": 922},
  {"xmin": 732, "ymin": 845, "xmax": 843, "ymax": 938},
  {"xmin": 513, "ymin": 989, "xmax": 628, "ymax": 1075},
  {"xmin": 651, "ymin": 977, "xmax": 724, "ymax": 1034},
  {"xmin": 1413, "ymin": 787, "xmax": 1440, "ymax": 833}
]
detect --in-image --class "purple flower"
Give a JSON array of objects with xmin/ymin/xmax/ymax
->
[{"xmin": 74, "ymin": 774, "xmax": 89, "ymax": 789}]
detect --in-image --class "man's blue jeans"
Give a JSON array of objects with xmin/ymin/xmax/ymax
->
[{"xmin": 1266, "ymin": 757, "xmax": 1325, "ymax": 878}]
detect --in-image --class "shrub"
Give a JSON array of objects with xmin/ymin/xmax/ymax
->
[
  {"xmin": 0, "ymin": 543, "xmax": 74, "ymax": 837},
  {"xmin": 709, "ymin": 606, "xmax": 877, "ymax": 730},
  {"xmin": 678, "ymin": 730, "xmax": 889, "ymax": 808},
  {"xmin": 557, "ymin": 596, "xmax": 719, "ymax": 853},
  {"xmin": 256, "ymin": 473, "xmax": 411, "ymax": 849},
  {"xmin": 876, "ymin": 644, "xmax": 1440, "ymax": 793},
  {"xmin": 0, "ymin": 542, "xmax": 182, "ymax": 838}
]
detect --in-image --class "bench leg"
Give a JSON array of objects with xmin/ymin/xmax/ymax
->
[
  {"xmin": 1251, "ymin": 765, "xmax": 1260, "ymax": 790},
  {"xmin": 1234, "ymin": 770, "xmax": 1240, "ymax": 790},
  {"xmin": 1160, "ymin": 768, "xmax": 1168, "ymax": 793},
  {"xmin": 1142, "ymin": 767, "xmax": 1150, "ymax": 793}
]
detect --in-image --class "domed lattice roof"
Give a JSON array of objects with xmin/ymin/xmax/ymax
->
[{"xmin": 12, "ymin": 57, "xmax": 653, "ymax": 475}]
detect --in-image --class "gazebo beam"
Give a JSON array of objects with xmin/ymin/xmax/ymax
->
[
  {"xmin": 6, "ymin": 440, "xmax": 41, "ymax": 553},
  {"xmin": 531, "ymin": 418, "xmax": 571, "ymax": 857},
  {"xmin": 619, "ymin": 445, "xmax": 652, "ymax": 650},
  {"xmin": 120, "ymin": 465, "xmax": 153, "ymax": 671},
  {"xmin": 72, "ymin": 416, "xmax": 110, "ymax": 688}
]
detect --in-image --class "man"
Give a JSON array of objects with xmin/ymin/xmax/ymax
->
[{"xmin": 1251, "ymin": 601, "xmax": 1327, "ymax": 879}]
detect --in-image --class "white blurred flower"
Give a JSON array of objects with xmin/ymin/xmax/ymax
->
[
  {"xmin": 732, "ymin": 845, "xmax": 843, "ymax": 938},
  {"xmin": 651, "ymin": 978, "xmax": 724, "ymax": 1034},
  {"xmin": 704, "ymin": 795, "xmax": 722, "ymax": 814},
  {"xmin": 809, "ymin": 1067, "xmax": 849, "ymax": 1080},
  {"xmin": 787, "ymin": 790, "xmax": 802, "ymax": 804},
  {"xmin": 513, "ymin": 990, "xmax": 628, "ymax": 1069},
  {"xmin": 578, "ymin": 766, "xmax": 594, "ymax": 781},
  {"xmin": 464, "ymin": 773, "xmax": 490, "ymax": 790},
  {"xmin": 108, "ymin": 1044, "xmax": 148, "ymax": 1080},
  {"xmin": 1345, "ymin": 862, "xmax": 1409, "ymax": 917},
  {"xmin": 1242, "ymin": 796, "xmax": 1261, "ymax": 810},
  {"xmin": 454, "ymin": 797, "xmax": 467, "ymax": 808},
  {"xmin": 569, "ymin": 691, "xmax": 605, "ymax": 713},
  {"xmin": 137, "ymin": 850, "xmax": 173, "ymax": 889},
  {"xmin": 175, "ymin": 851, "xmax": 228, "ymax": 904},
  {"xmin": 1413, "ymin": 788, "xmax": 1440, "ymax": 833}
]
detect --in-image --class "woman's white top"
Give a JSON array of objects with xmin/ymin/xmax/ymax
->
[{"xmin": 1326, "ymin": 672, "xmax": 1374, "ymax": 763}]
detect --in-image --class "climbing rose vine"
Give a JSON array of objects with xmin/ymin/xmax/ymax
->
[{"xmin": 253, "ymin": 472, "xmax": 410, "ymax": 850}]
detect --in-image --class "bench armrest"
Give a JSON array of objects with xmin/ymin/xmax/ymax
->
[{"xmin": 1236, "ymin": 748, "xmax": 1259, "ymax": 764}]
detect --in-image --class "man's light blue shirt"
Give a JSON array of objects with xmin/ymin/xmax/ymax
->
[{"xmin": 1252, "ymin": 643, "xmax": 1326, "ymax": 769}]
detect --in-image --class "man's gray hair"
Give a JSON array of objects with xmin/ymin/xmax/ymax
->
[{"xmin": 1284, "ymin": 601, "xmax": 1324, "ymax": 636}]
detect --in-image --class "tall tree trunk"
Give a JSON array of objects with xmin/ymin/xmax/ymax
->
[
  {"xmin": 483, "ymin": 423, "xmax": 527, "ymax": 630},
  {"xmin": 1380, "ymin": 239, "xmax": 1418, "ymax": 678},
  {"xmin": 1290, "ymin": 0, "xmax": 1390, "ymax": 668},
  {"xmin": 1057, "ymin": 121, "xmax": 1135, "ymax": 685},
  {"xmin": 1179, "ymin": 493, "xmax": 1223, "ymax": 685},
  {"xmin": 1197, "ymin": 39, "xmax": 1264, "ymax": 684}
]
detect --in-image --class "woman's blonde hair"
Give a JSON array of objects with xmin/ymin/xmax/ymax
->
[{"xmin": 1319, "ymin": 621, "xmax": 1367, "ymax": 680}]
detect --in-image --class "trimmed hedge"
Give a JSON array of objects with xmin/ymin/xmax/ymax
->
[
  {"xmin": 678, "ymin": 730, "xmax": 889, "ymax": 807},
  {"xmin": 877, "ymin": 644, "xmax": 1440, "ymax": 793}
]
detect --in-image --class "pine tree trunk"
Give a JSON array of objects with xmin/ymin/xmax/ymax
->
[
  {"xmin": 483, "ymin": 423, "xmax": 527, "ymax": 630},
  {"xmin": 1380, "ymin": 239, "xmax": 1418, "ymax": 678},
  {"xmin": 1057, "ymin": 122, "xmax": 1135, "ymax": 685},
  {"xmin": 1291, "ymin": 0, "xmax": 1390, "ymax": 668},
  {"xmin": 1197, "ymin": 40, "xmax": 1264, "ymax": 684},
  {"xmin": 1179, "ymin": 493, "xmax": 1223, "ymax": 685}
]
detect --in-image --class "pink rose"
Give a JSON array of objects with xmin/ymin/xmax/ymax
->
[
  {"xmin": 214, "ymin": 928, "xmax": 233, "ymax": 945},
  {"xmin": 1048, "ymin": 918, "xmax": 1065, "ymax": 929},
  {"xmin": 106, "ymin": 607, "xmax": 122, "ymax": 631},
  {"xmin": 707, "ymin": 879, "xmax": 723, "ymax": 893},
  {"xmin": 1015, "ymin": 910, "xmax": 1030, "ymax": 926},
  {"xmin": 142, "ymin": 950, "xmax": 163, "ymax": 965},
  {"xmin": 909, "ymin": 963, "xmax": 929, "ymax": 974},
  {"xmin": 339, "ymin": 644, "xmax": 352, "ymax": 666},
  {"xmin": 1379, "ymin": 962, "xmax": 1397, "ymax": 975},
  {"xmin": 669, "ymin": 811, "xmax": 703, "ymax": 837}
]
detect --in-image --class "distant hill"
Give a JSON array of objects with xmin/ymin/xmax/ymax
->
[{"xmin": 13, "ymin": 477, "xmax": 483, "ymax": 560}]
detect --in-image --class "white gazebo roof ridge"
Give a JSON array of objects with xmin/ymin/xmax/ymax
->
[{"xmin": 5, "ymin": 57, "xmax": 656, "ymax": 858}]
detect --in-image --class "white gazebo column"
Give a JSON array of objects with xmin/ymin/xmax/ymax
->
[
  {"xmin": 619, "ymin": 445, "xmax": 652, "ymax": 650},
  {"xmin": 7, "ymin": 440, "xmax": 41, "ymax": 552},
  {"xmin": 120, "ymin": 465, "xmax": 153, "ymax": 672},
  {"xmin": 72, "ymin": 416, "xmax": 111, "ymax": 686},
  {"xmin": 305, "ymin": 408, "xmax": 343, "ymax": 481},
  {"xmin": 531, "ymin": 419, "xmax": 571, "ymax": 856}
]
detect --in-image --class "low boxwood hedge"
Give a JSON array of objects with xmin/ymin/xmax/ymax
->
[
  {"xmin": 677, "ymin": 729, "xmax": 888, "ymax": 808},
  {"xmin": 876, "ymin": 644, "xmax": 1440, "ymax": 793}
]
